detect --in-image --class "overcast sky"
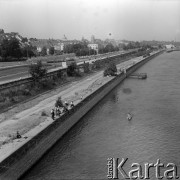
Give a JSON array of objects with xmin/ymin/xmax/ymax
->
[{"xmin": 0, "ymin": 0, "xmax": 180, "ymax": 41}]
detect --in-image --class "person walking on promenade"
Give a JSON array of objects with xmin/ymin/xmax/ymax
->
[
  {"xmin": 64, "ymin": 101, "xmax": 69, "ymax": 107},
  {"xmin": 16, "ymin": 131, "xmax": 21, "ymax": 139},
  {"xmin": 57, "ymin": 106, "xmax": 61, "ymax": 116},
  {"xmin": 70, "ymin": 101, "xmax": 74, "ymax": 108},
  {"xmin": 51, "ymin": 109, "xmax": 55, "ymax": 120}
]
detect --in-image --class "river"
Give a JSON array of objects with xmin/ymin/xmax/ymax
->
[{"xmin": 22, "ymin": 51, "xmax": 180, "ymax": 180}]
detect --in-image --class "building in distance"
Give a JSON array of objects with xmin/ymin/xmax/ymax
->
[{"xmin": 88, "ymin": 43, "xmax": 98, "ymax": 54}]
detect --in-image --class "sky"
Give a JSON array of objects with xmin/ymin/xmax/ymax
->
[{"xmin": 0, "ymin": 0, "xmax": 180, "ymax": 41}]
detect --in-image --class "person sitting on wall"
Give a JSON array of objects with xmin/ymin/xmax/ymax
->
[{"xmin": 16, "ymin": 131, "xmax": 22, "ymax": 139}]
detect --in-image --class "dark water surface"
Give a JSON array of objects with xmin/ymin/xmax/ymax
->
[{"xmin": 22, "ymin": 52, "xmax": 180, "ymax": 180}]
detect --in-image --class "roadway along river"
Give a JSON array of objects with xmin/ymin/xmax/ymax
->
[{"xmin": 22, "ymin": 51, "xmax": 180, "ymax": 179}]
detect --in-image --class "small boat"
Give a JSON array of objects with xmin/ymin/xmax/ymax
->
[
  {"xmin": 139, "ymin": 73, "xmax": 147, "ymax": 79},
  {"xmin": 127, "ymin": 113, "xmax": 132, "ymax": 120}
]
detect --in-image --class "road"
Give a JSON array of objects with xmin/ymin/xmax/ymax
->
[
  {"xmin": 0, "ymin": 50, "xmax": 137, "ymax": 84},
  {"xmin": 0, "ymin": 65, "xmax": 55, "ymax": 84}
]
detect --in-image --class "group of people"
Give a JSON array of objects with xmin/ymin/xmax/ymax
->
[
  {"xmin": 51, "ymin": 101, "xmax": 75, "ymax": 120},
  {"xmin": 119, "ymin": 68, "xmax": 127, "ymax": 75}
]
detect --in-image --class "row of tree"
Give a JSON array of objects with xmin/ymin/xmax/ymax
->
[
  {"xmin": 120, "ymin": 41, "xmax": 162, "ymax": 51},
  {"xmin": 0, "ymin": 37, "xmax": 159, "ymax": 62},
  {"xmin": 99, "ymin": 43, "xmax": 119, "ymax": 54},
  {"xmin": 63, "ymin": 42, "xmax": 120, "ymax": 56},
  {"xmin": 64, "ymin": 43, "xmax": 97, "ymax": 56},
  {"xmin": 0, "ymin": 38, "xmax": 36, "ymax": 61},
  {"xmin": 39, "ymin": 46, "xmax": 55, "ymax": 56}
]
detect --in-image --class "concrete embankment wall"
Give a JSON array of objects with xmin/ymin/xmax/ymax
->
[{"xmin": 0, "ymin": 51, "xmax": 163, "ymax": 180}]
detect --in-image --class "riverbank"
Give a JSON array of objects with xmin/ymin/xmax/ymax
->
[{"xmin": 0, "ymin": 50, "xmax": 163, "ymax": 180}]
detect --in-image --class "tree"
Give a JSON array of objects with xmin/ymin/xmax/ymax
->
[
  {"xmin": 41, "ymin": 46, "xmax": 47, "ymax": 56},
  {"xmin": 89, "ymin": 49, "xmax": 97, "ymax": 55},
  {"xmin": 158, "ymin": 44, "xmax": 163, "ymax": 49},
  {"xmin": 22, "ymin": 45, "xmax": 35, "ymax": 58},
  {"xmin": 98, "ymin": 48, "xmax": 104, "ymax": 54},
  {"xmin": 135, "ymin": 41, "xmax": 140, "ymax": 48},
  {"xmin": 104, "ymin": 43, "xmax": 115, "ymax": 53},
  {"xmin": 64, "ymin": 44, "xmax": 74, "ymax": 53},
  {"xmin": 8, "ymin": 38, "xmax": 22, "ymax": 58},
  {"xmin": 21, "ymin": 37, "xmax": 28, "ymax": 43},
  {"xmin": 67, "ymin": 62, "xmax": 79, "ymax": 76},
  {"xmin": 29, "ymin": 60, "xmax": 47, "ymax": 82},
  {"xmin": 49, "ymin": 47, "xmax": 55, "ymax": 55},
  {"xmin": 55, "ymin": 96, "xmax": 64, "ymax": 107},
  {"xmin": 0, "ymin": 39, "xmax": 9, "ymax": 59},
  {"xmin": 104, "ymin": 62, "xmax": 117, "ymax": 76},
  {"xmin": 0, "ymin": 38, "xmax": 22, "ymax": 60},
  {"xmin": 83, "ymin": 62, "xmax": 90, "ymax": 73},
  {"xmin": 93, "ymin": 60, "xmax": 101, "ymax": 69}
]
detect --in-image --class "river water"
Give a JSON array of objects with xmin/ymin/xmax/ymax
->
[{"xmin": 22, "ymin": 51, "xmax": 180, "ymax": 180}]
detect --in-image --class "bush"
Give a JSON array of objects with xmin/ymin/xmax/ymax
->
[
  {"xmin": 55, "ymin": 96, "xmax": 64, "ymax": 107},
  {"xmin": 67, "ymin": 62, "xmax": 80, "ymax": 77},
  {"xmin": 29, "ymin": 60, "xmax": 47, "ymax": 82},
  {"xmin": 40, "ymin": 79, "xmax": 55, "ymax": 89},
  {"xmin": 104, "ymin": 62, "xmax": 117, "ymax": 77},
  {"xmin": 52, "ymin": 74, "xmax": 57, "ymax": 81},
  {"xmin": 22, "ymin": 89, "xmax": 31, "ymax": 96},
  {"xmin": 8, "ymin": 89, "xmax": 17, "ymax": 98},
  {"xmin": 41, "ymin": 110, "xmax": 48, "ymax": 116},
  {"xmin": 0, "ymin": 94, "xmax": 5, "ymax": 102},
  {"xmin": 10, "ymin": 97, "xmax": 16, "ymax": 103},
  {"xmin": 57, "ymin": 70, "xmax": 63, "ymax": 78},
  {"xmin": 94, "ymin": 60, "xmax": 101, "ymax": 69},
  {"xmin": 83, "ymin": 62, "xmax": 90, "ymax": 73}
]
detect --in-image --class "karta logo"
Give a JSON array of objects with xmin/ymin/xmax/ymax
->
[{"xmin": 107, "ymin": 158, "xmax": 179, "ymax": 179}]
